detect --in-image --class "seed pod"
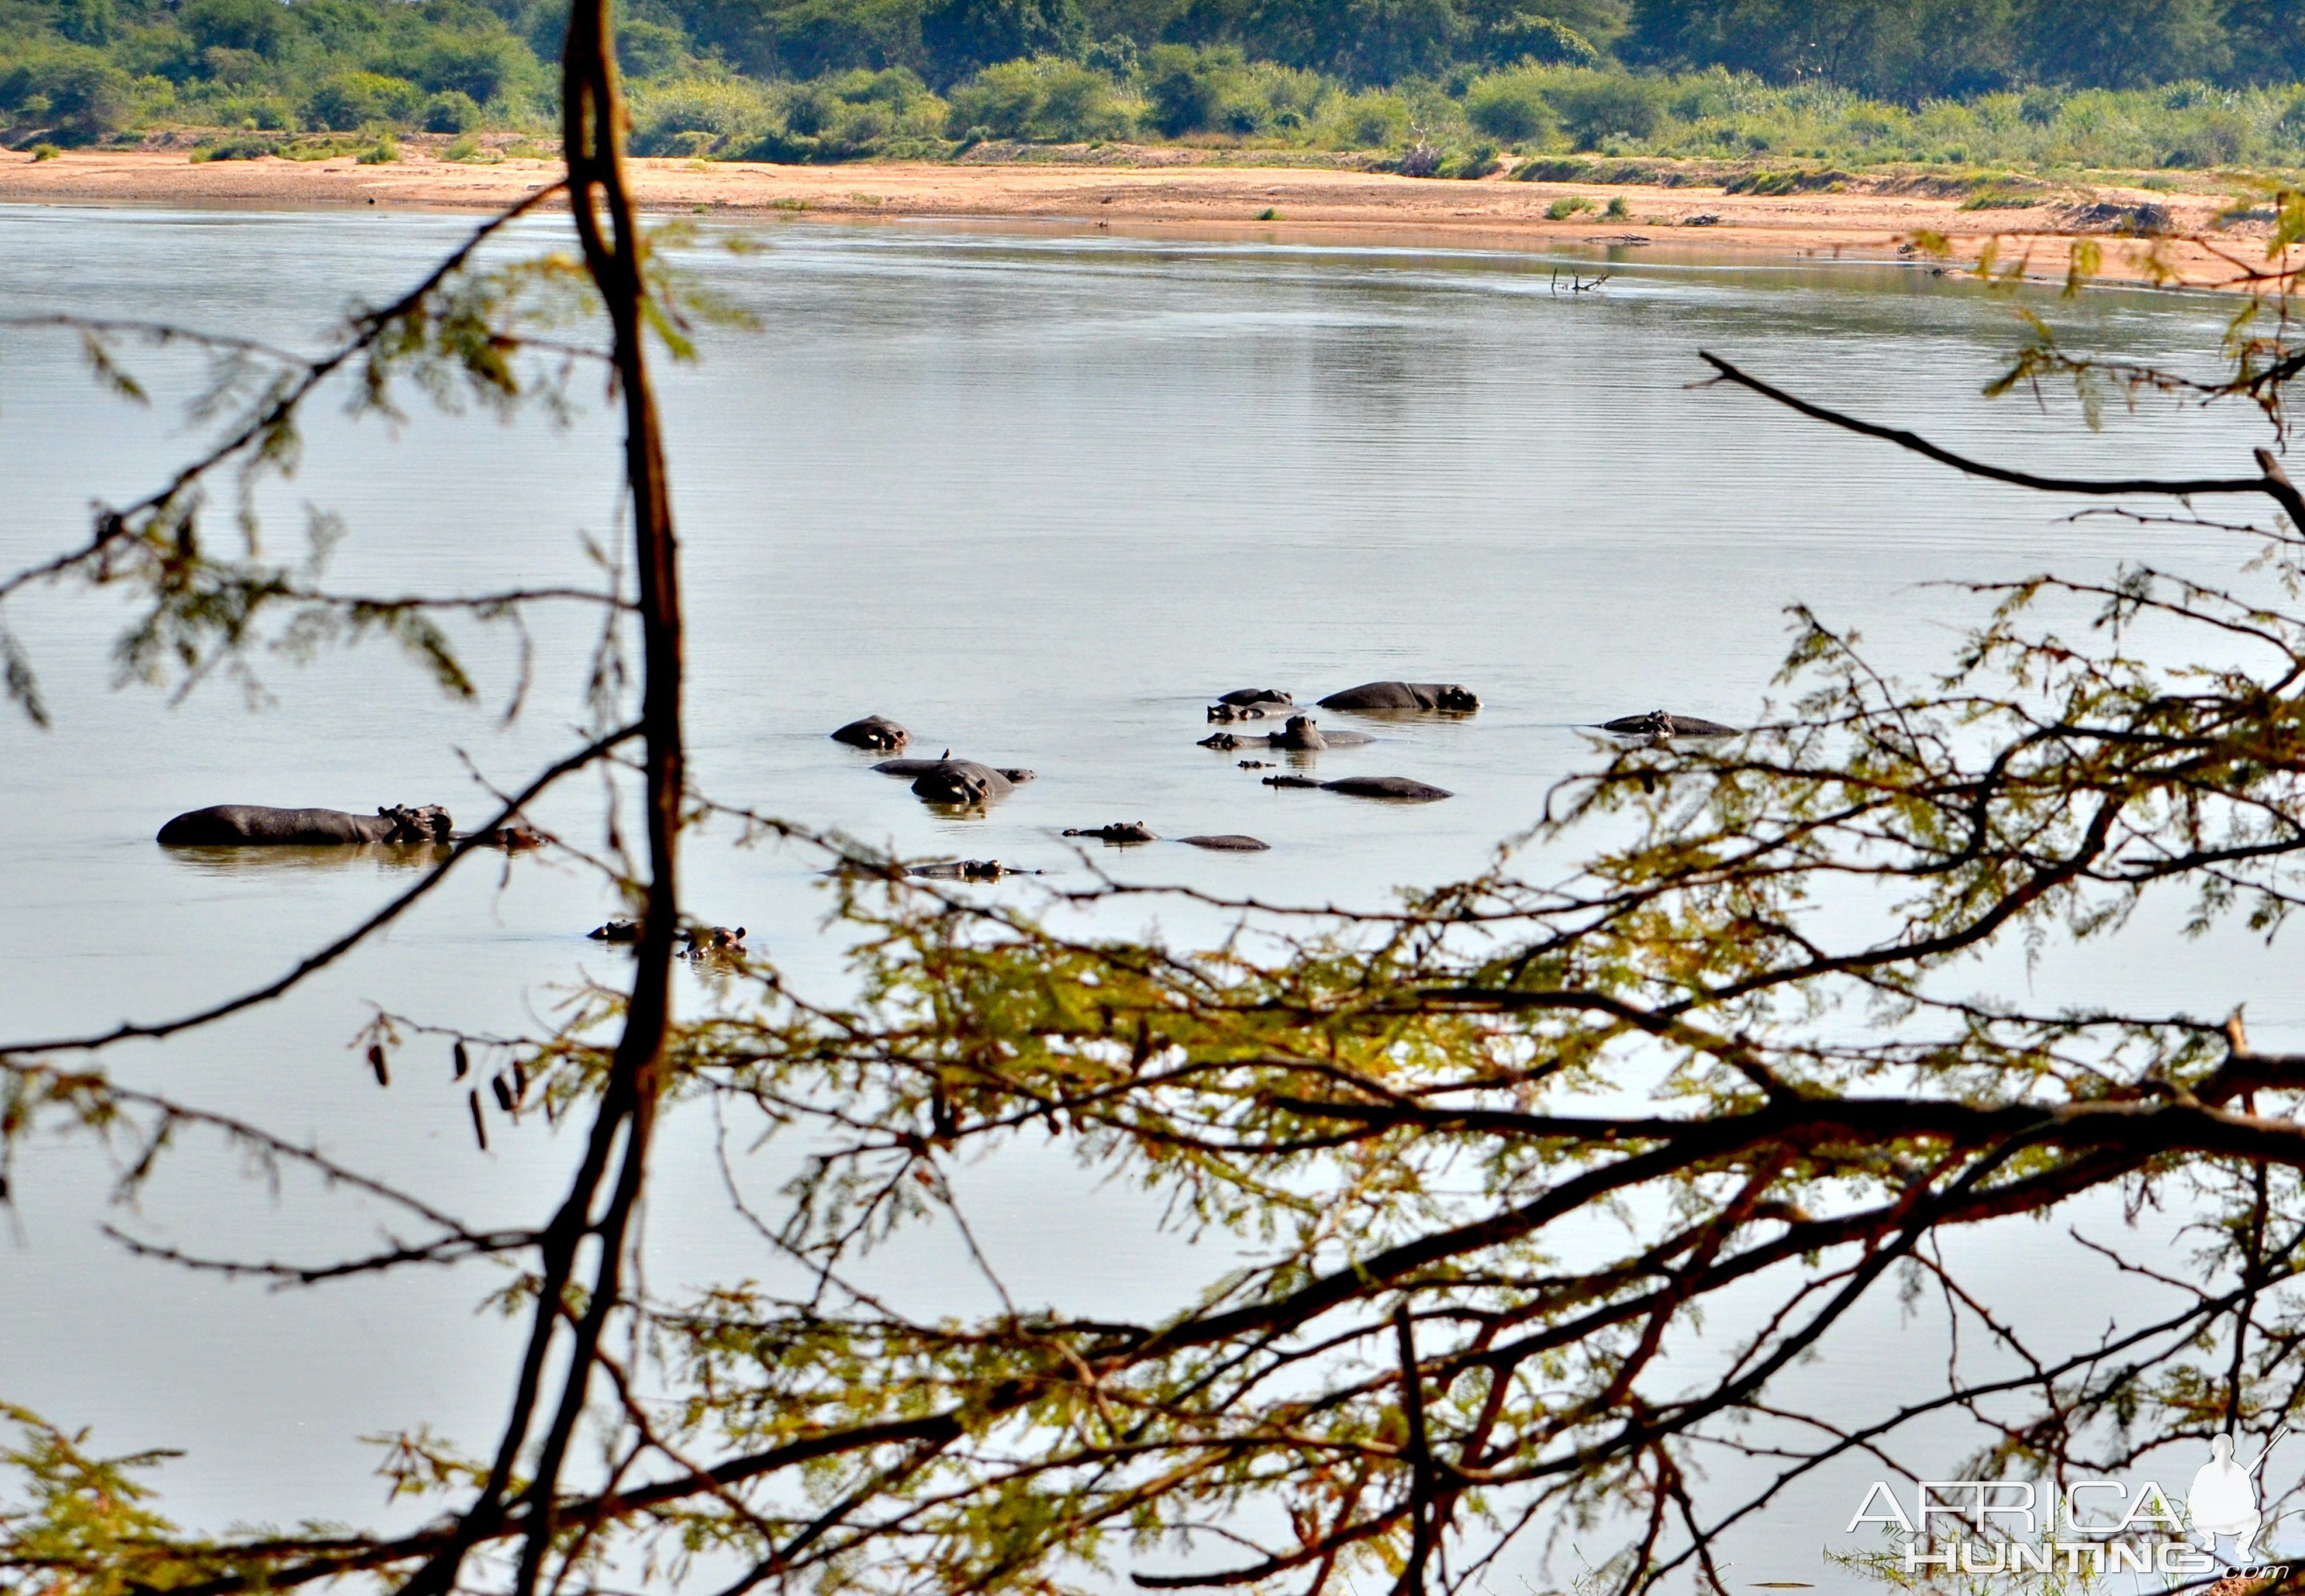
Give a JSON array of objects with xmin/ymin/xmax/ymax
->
[
  {"xmin": 367, "ymin": 1044, "xmax": 389, "ymax": 1088},
  {"xmin": 511, "ymin": 1060, "xmax": 528, "ymax": 1102},
  {"xmin": 453, "ymin": 1040, "xmax": 470, "ymax": 1080},
  {"xmin": 468, "ymin": 1089, "xmax": 488, "ymax": 1152},
  {"xmin": 492, "ymin": 1075, "xmax": 515, "ymax": 1113},
  {"xmin": 0, "ymin": 1173, "xmax": 10, "ymax": 1203}
]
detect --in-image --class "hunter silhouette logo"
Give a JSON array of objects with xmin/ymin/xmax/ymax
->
[{"xmin": 2189, "ymin": 1427, "xmax": 2287, "ymax": 1560}]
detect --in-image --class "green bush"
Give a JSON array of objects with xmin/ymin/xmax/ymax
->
[
  {"xmin": 1465, "ymin": 71, "xmax": 1557, "ymax": 143},
  {"xmin": 305, "ymin": 70, "xmax": 420, "ymax": 130},
  {"xmin": 421, "ymin": 90, "xmax": 482, "ymax": 133},
  {"xmin": 1319, "ymin": 88, "xmax": 1409, "ymax": 148},
  {"xmin": 189, "ymin": 130, "xmax": 276, "ymax": 159},
  {"xmin": 1548, "ymin": 72, "xmax": 1665, "ymax": 147},
  {"xmin": 1143, "ymin": 43, "xmax": 1240, "ymax": 138},
  {"xmin": 2163, "ymin": 106, "xmax": 2251, "ymax": 165},
  {"xmin": 400, "ymin": 32, "xmax": 536, "ymax": 106},
  {"xmin": 180, "ymin": 0, "xmax": 284, "ymax": 58},
  {"xmin": 0, "ymin": 48, "xmax": 135, "ymax": 142},
  {"xmin": 946, "ymin": 58, "xmax": 1135, "ymax": 142},
  {"xmin": 616, "ymin": 18, "xmax": 689, "ymax": 80},
  {"xmin": 630, "ymin": 75, "xmax": 777, "ymax": 155}
]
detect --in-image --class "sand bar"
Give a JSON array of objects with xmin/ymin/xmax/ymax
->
[{"xmin": 0, "ymin": 147, "xmax": 2286, "ymax": 289}]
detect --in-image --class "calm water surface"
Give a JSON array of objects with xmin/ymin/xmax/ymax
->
[{"xmin": 1, "ymin": 205, "xmax": 2293, "ymax": 1586}]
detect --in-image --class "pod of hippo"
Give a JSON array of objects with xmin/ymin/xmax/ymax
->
[
  {"xmin": 873, "ymin": 757, "xmax": 1036, "ymax": 805},
  {"xmin": 1064, "ymin": 823, "xmax": 1158, "ymax": 844},
  {"xmin": 1264, "ymin": 774, "xmax": 1453, "ymax": 801},
  {"xmin": 1317, "ymin": 681, "xmax": 1481, "ymax": 712},
  {"xmin": 831, "ymin": 714, "xmax": 910, "ymax": 752},
  {"xmin": 1600, "ymin": 710, "xmax": 1738, "ymax": 738},
  {"xmin": 158, "ymin": 803, "xmax": 454, "ymax": 846},
  {"xmin": 1200, "ymin": 715, "xmax": 1373, "ymax": 752}
]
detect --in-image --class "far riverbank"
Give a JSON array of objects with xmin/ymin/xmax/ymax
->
[{"xmin": 0, "ymin": 148, "xmax": 2286, "ymax": 290}]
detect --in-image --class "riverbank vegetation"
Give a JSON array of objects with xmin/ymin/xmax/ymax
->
[{"xmin": 14, "ymin": 0, "xmax": 2305, "ymax": 178}]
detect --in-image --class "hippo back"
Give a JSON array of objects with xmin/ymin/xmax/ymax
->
[{"xmin": 159, "ymin": 804, "xmax": 390, "ymax": 845}]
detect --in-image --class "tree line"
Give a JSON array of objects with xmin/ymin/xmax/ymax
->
[{"xmin": 7, "ymin": 0, "xmax": 2305, "ymax": 152}]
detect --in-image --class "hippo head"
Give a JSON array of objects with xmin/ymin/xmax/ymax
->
[
  {"xmin": 1436, "ymin": 686, "xmax": 1481, "ymax": 712},
  {"xmin": 379, "ymin": 804, "xmax": 454, "ymax": 844},
  {"xmin": 915, "ymin": 767, "xmax": 994, "ymax": 805}
]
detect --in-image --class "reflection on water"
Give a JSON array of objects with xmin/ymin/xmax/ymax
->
[
  {"xmin": 2, "ymin": 207, "xmax": 2299, "ymax": 1581},
  {"xmin": 156, "ymin": 842, "xmax": 456, "ymax": 876}
]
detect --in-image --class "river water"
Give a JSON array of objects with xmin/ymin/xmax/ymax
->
[{"xmin": 1, "ymin": 204, "xmax": 2295, "ymax": 1588}]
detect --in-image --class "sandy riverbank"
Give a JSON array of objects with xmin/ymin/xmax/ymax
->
[{"xmin": 0, "ymin": 147, "xmax": 2286, "ymax": 288}]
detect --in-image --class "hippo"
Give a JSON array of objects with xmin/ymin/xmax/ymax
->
[
  {"xmin": 158, "ymin": 804, "xmax": 453, "ymax": 846},
  {"xmin": 832, "ymin": 714, "xmax": 910, "ymax": 752},
  {"xmin": 1323, "ymin": 776, "xmax": 1452, "ymax": 801},
  {"xmin": 1064, "ymin": 823, "xmax": 1157, "ymax": 844},
  {"xmin": 907, "ymin": 859, "xmax": 1041, "ymax": 880},
  {"xmin": 1202, "ymin": 718, "xmax": 1373, "ymax": 752},
  {"xmin": 876, "ymin": 758, "xmax": 1035, "ymax": 806},
  {"xmin": 1271, "ymin": 715, "xmax": 1376, "ymax": 751},
  {"xmin": 1263, "ymin": 775, "xmax": 1453, "ymax": 801},
  {"xmin": 1207, "ymin": 702, "xmax": 1281, "ymax": 724},
  {"xmin": 681, "ymin": 924, "xmax": 745, "ymax": 957},
  {"xmin": 1600, "ymin": 710, "xmax": 1737, "ymax": 738},
  {"xmin": 472, "ymin": 820, "xmax": 548, "ymax": 850},
  {"xmin": 1317, "ymin": 683, "xmax": 1481, "ymax": 713},
  {"xmin": 1216, "ymin": 688, "xmax": 1293, "ymax": 707},
  {"xmin": 588, "ymin": 919, "xmax": 640, "ymax": 942},
  {"xmin": 1238, "ymin": 760, "xmax": 1274, "ymax": 769},
  {"xmin": 1179, "ymin": 834, "xmax": 1270, "ymax": 851}
]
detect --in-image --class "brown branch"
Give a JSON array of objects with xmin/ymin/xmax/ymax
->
[{"xmin": 1698, "ymin": 351, "xmax": 2305, "ymax": 532}]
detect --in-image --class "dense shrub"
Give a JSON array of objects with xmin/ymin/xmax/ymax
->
[
  {"xmin": 920, "ymin": 0, "xmax": 1084, "ymax": 86},
  {"xmin": 629, "ymin": 74, "xmax": 778, "ymax": 153},
  {"xmin": 305, "ymin": 70, "xmax": 421, "ymax": 129},
  {"xmin": 1317, "ymin": 88, "xmax": 1410, "ymax": 147},
  {"xmin": 0, "ymin": 46, "xmax": 135, "ymax": 141},
  {"xmin": 420, "ymin": 88, "xmax": 482, "ymax": 130},
  {"xmin": 1547, "ymin": 70, "xmax": 1664, "ymax": 145},
  {"xmin": 945, "ymin": 57, "xmax": 1134, "ymax": 140},
  {"xmin": 1464, "ymin": 70, "xmax": 1557, "ymax": 142},
  {"xmin": 1142, "ymin": 42, "xmax": 1233, "ymax": 137}
]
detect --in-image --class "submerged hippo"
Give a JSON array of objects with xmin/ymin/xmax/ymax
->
[
  {"xmin": 1216, "ymin": 688, "xmax": 1293, "ymax": 707},
  {"xmin": 1064, "ymin": 822, "xmax": 1157, "ymax": 844},
  {"xmin": 159, "ymin": 804, "xmax": 453, "ymax": 846},
  {"xmin": 1201, "ymin": 717, "xmax": 1374, "ymax": 752},
  {"xmin": 588, "ymin": 919, "xmax": 640, "ymax": 942},
  {"xmin": 471, "ymin": 820, "xmax": 548, "ymax": 850},
  {"xmin": 1271, "ymin": 715, "xmax": 1375, "ymax": 751},
  {"xmin": 875, "ymin": 758, "xmax": 1036, "ymax": 806},
  {"xmin": 906, "ymin": 859, "xmax": 1041, "ymax": 880},
  {"xmin": 832, "ymin": 714, "xmax": 910, "ymax": 752},
  {"xmin": 1317, "ymin": 682, "xmax": 1481, "ymax": 713},
  {"xmin": 1264, "ymin": 774, "xmax": 1453, "ymax": 801},
  {"xmin": 1600, "ymin": 710, "xmax": 1738, "ymax": 738},
  {"xmin": 1179, "ymin": 834, "xmax": 1270, "ymax": 851},
  {"xmin": 681, "ymin": 924, "xmax": 745, "ymax": 957}
]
